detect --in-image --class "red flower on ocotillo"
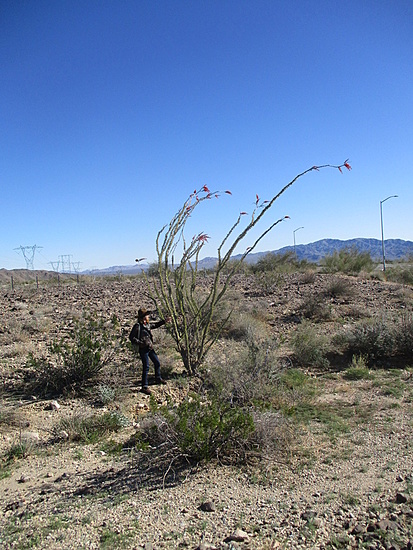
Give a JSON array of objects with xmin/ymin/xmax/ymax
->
[
  {"xmin": 344, "ymin": 160, "xmax": 352, "ymax": 171},
  {"xmin": 225, "ymin": 190, "xmax": 232, "ymax": 195},
  {"xmin": 240, "ymin": 211, "xmax": 248, "ymax": 215},
  {"xmin": 338, "ymin": 166, "xmax": 343, "ymax": 173},
  {"xmin": 284, "ymin": 215, "xmax": 290, "ymax": 219},
  {"xmin": 198, "ymin": 233, "xmax": 210, "ymax": 243},
  {"xmin": 202, "ymin": 185, "xmax": 210, "ymax": 193}
]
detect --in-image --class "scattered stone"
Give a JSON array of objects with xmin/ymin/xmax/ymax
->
[
  {"xmin": 196, "ymin": 542, "xmax": 217, "ymax": 550},
  {"xmin": 199, "ymin": 501, "xmax": 215, "ymax": 512},
  {"xmin": 224, "ymin": 528, "xmax": 249, "ymax": 543},
  {"xmin": 395, "ymin": 492, "xmax": 408, "ymax": 504},
  {"xmin": 50, "ymin": 400, "xmax": 60, "ymax": 411},
  {"xmin": 5, "ymin": 499, "xmax": 25, "ymax": 512},
  {"xmin": 352, "ymin": 523, "xmax": 366, "ymax": 535},
  {"xmin": 376, "ymin": 518, "xmax": 400, "ymax": 532},
  {"xmin": 17, "ymin": 474, "xmax": 29, "ymax": 483}
]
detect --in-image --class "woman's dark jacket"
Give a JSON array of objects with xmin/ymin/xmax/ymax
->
[{"xmin": 129, "ymin": 320, "xmax": 165, "ymax": 352}]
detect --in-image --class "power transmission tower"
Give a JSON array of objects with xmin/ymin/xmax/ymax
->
[
  {"xmin": 71, "ymin": 261, "xmax": 81, "ymax": 273},
  {"xmin": 58, "ymin": 255, "xmax": 73, "ymax": 273},
  {"xmin": 49, "ymin": 261, "xmax": 60, "ymax": 272},
  {"xmin": 14, "ymin": 245, "xmax": 43, "ymax": 270}
]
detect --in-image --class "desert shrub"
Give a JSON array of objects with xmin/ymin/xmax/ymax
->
[
  {"xmin": 340, "ymin": 318, "xmax": 394, "ymax": 360},
  {"xmin": 149, "ymin": 392, "xmax": 254, "ymax": 462},
  {"xmin": 252, "ymin": 251, "xmax": 296, "ymax": 274},
  {"xmin": 250, "ymin": 410, "xmax": 294, "ymax": 458},
  {"xmin": 300, "ymin": 294, "xmax": 331, "ymax": 321},
  {"xmin": 96, "ymin": 384, "xmax": 117, "ymax": 405},
  {"xmin": 393, "ymin": 313, "xmax": 413, "ymax": 357},
  {"xmin": 54, "ymin": 411, "xmax": 129, "ymax": 443},
  {"xmin": 321, "ymin": 247, "xmax": 374, "ymax": 275},
  {"xmin": 386, "ymin": 265, "xmax": 413, "ymax": 286},
  {"xmin": 343, "ymin": 355, "xmax": 371, "ymax": 380},
  {"xmin": 323, "ymin": 276, "xmax": 354, "ymax": 299},
  {"xmin": 26, "ymin": 312, "xmax": 119, "ymax": 397},
  {"xmin": 298, "ymin": 271, "xmax": 316, "ymax": 285},
  {"xmin": 290, "ymin": 321, "xmax": 330, "ymax": 368},
  {"xmin": 207, "ymin": 326, "xmax": 280, "ymax": 407},
  {"xmin": 146, "ymin": 161, "xmax": 350, "ymax": 376},
  {"xmin": 253, "ymin": 270, "xmax": 283, "ymax": 295}
]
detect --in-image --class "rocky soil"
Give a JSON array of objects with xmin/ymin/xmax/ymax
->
[{"xmin": 0, "ymin": 271, "xmax": 412, "ymax": 549}]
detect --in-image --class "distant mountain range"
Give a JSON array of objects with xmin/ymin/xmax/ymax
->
[{"xmin": 82, "ymin": 238, "xmax": 413, "ymax": 275}]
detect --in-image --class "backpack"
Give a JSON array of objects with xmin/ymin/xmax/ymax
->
[{"xmin": 129, "ymin": 323, "xmax": 141, "ymax": 345}]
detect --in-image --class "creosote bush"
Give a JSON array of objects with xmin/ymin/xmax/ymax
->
[
  {"xmin": 321, "ymin": 247, "xmax": 373, "ymax": 275},
  {"xmin": 25, "ymin": 312, "xmax": 120, "ymax": 397}
]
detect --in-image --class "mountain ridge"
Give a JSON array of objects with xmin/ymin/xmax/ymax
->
[{"xmin": 84, "ymin": 238, "xmax": 413, "ymax": 274}]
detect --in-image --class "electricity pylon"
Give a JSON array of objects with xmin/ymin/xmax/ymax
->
[
  {"xmin": 14, "ymin": 245, "xmax": 43, "ymax": 270},
  {"xmin": 58, "ymin": 255, "xmax": 73, "ymax": 273},
  {"xmin": 71, "ymin": 261, "xmax": 81, "ymax": 273}
]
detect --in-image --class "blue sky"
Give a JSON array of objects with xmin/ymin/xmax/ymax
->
[{"xmin": 1, "ymin": 0, "xmax": 412, "ymax": 271}]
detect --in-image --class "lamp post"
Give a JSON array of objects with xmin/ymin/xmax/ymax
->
[
  {"xmin": 380, "ymin": 195, "xmax": 398, "ymax": 272},
  {"xmin": 293, "ymin": 226, "xmax": 304, "ymax": 261}
]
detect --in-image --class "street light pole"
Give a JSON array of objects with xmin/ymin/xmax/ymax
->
[
  {"xmin": 293, "ymin": 226, "xmax": 304, "ymax": 261},
  {"xmin": 380, "ymin": 195, "xmax": 398, "ymax": 272}
]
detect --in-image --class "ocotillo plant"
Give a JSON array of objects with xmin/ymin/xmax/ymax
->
[{"xmin": 143, "ymin": 160, "xmax": 351, "ymax": 376}]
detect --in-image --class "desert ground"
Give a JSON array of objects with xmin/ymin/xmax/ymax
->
[{"xmin": 0, "ymin": 267, "xmax": 412, "ymax": 549}]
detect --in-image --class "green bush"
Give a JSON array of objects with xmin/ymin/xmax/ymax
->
[
  {"xmin": 343, "ymin": 355, "xmax": 371, "ymax": 380},
  {"xmin": 323, "ymin": 276, "xmax": 354, "ymax": 298},
  {"xmin": 321, "ymin": 247, "xmax": 373, "ymax": 275},
  {"xmin": 55, "ymin": 411, "xmax": 129, "ymax": 443},
  {"xmin": 148, "ymin": 392, "xmax": 254, "ymax": 462},
  {"xmin": 252, "ymin": 251, "xmax": 296, "ymax": 274},
  {"xmin": 386, "ymin": 264, "xmax": 413, "ymax": 286},
  {"xmin": 26, "ymin": 312, "xmax": 118, "ymax": 396}
]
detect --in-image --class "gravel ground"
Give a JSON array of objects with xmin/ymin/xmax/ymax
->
[{"xmin": 1, "ymin": 272, "xmax": 412, "ymax": 549}]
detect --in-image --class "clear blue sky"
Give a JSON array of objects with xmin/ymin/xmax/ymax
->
[{"xmin": 1, "ymin": 0, "xmax": 412, "ymax": 271}]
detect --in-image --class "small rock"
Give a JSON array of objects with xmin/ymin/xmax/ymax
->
[
  {"xmin": 50, "ymin": 400, "xmax": 60, "ymax": 411},
  {"xmin": 376, "ymin": 519, "xmax": 399, "ymax": 532},
  {"xmin": 301, "ymin": 509, "xmax": 316, "ymax": 521},
  {"xmin": 352, "ymin": 523, "xmax": 366, "ymax": 535},
  {"xmin": 395, "ymin": 492, "xmax": 408, "ymax": 504},
  {"xmin": 199, "ymin": 501, "xmax": 215, "ymax": 512},
  {"xmin": 17, "ymin": 474, "xmax": 29, "ymax": 483},
  {"xmin": 5, "ymin": 499, "xmax": 25, "ymax": 512},
  {"xmin": 224, "ymin": 528, "xmax": 249, "ymax": 543},
  {"xmin": 196, "ymin": 543, "xmax": 217, "ymax": 550}
]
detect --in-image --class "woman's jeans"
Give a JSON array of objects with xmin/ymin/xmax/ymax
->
[{"xmin": 139, "ymin": 348, "xmax": 161, "ymax": 388}]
